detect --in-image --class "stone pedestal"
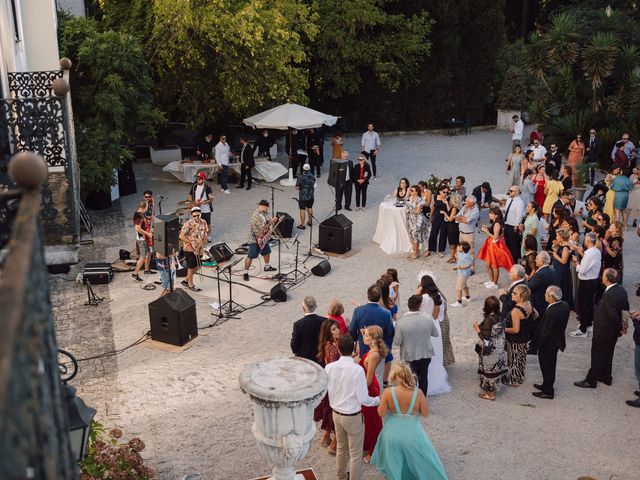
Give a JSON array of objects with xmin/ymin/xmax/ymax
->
[{"xmin": 240, "ymin": 357, "xmax": 328, "ymax": 480}]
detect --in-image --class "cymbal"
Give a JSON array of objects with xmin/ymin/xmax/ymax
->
[{"xmin": 177, "ymin": 200, "xmax": 190, "ymax": 206}]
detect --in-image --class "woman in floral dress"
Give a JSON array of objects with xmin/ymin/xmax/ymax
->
[{"xmin": 406, "ymin": 185, "xmax": 428, "ymax": 259}]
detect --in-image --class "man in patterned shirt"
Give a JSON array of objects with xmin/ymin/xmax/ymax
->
[
  {"xmin": 178, "ymin": 206, "xmax": 208, "ymax": 292},
  {"xmin": 243, "ymin": 199, "xmax": 277, "ymax": 281}
]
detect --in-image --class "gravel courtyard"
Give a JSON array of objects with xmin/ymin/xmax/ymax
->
[{"xmin": 53, "ymin": 127, "xmax": 640, "ymax": 480}]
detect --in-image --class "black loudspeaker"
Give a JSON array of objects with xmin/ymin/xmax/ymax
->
[
  {"xmin": 117, "ymin": 160, "xmax": 137, "ymax": 196},
  {"xmin": 319, "ymin": 214, "xmax": 353, "ymax": 254},
  {"xmin": 311, "ymin": 259, "xmax": 331, "ymax": 277},
  {"xmin": 148, "ymin": 289, "xmax": 198, "ymax": 346},
  {"xmin": 154, "ymin": 215, "xmax": 180, "ymax": 257},
  {"xmin": 276, "ymin": 211, "xmax": 294, "ymax": 238},
  {"xmin": 327, "ymin": 159, "xmax": 348, "ymax": 188},
  {"xmin": 270, "ymin": 283, "xmax": 288, "ymax": 302},
  {"xmin": 209, "ymin": 243, "xmax": 234, "ymax": 263}
]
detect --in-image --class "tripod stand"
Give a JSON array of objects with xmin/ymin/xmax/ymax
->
[
  {"xmin": 302, "ymin": 208, "xmax": 325, "ymax": 264},
  {"xmin": 283, "ymin": 234, "xmax": 306, "ymax": 285},
  {"xmin": 83, "ymin": 279, "xmax": 104, "ymax": 306},
  {"xmin": 216, "ymin": 257, "xmax": 245, "ymax": 319},
  {"xmin": 271, "ymin": 229, "xmax": 289, "ymax": 280}
]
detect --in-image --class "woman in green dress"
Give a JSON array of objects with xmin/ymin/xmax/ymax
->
[
  {"xmin": 371, "ymin": 362, "xmax": 448, "ymax": 480},
  {"xmin": 611, "ymin": 167, "xmax": 633, "ymax": 225},
  {"xmin": 521, "ymin": 200, "xmax": 540, "ymax": 257}
]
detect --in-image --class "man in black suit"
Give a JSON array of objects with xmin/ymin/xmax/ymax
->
[
  {"xmin": 499, "ymin": 265, "xmax": 527, "ymax": 320},
  {"xmin": 237, "ymin": 136, "xmax": 255, "ymax": 190},
  {"xmin": 285, "ymin": 128, "xmax": 307, "ymax": 177},
  {"xmin": 586, "ymin": 128, "xmax": 601, "ymax": 185},
  {"xmin": 472, "ymin": 182, "xmax": 493, "ymax": 209},
  {"xmin": 544, "ymin": 143, "xmax": 563, "ymax": 174},
  {"xmin": 575, "ymin": 268, "xmax": 630, "ymax": 389},
  {"xmin": 527, "ymin": 251, "xmax": 557, "ymax": 354},
  {"xmin": 533, "ymin": 286, "xmax": 570, "ymax": 399},
  {"xmin": 335, "ymin": 150, "xmax": 354, "ymax": 212},
  {"xmin": 291, "ymin": 296, "xmax": 326, "ymax": 363}
]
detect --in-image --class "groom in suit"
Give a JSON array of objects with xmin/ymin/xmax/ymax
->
[
  {"xmin": 291, "ymin": 296, "xmax": 326, "ymax": 363},
  {"xmin": 499, "ymin": 265, "xmax": 527, "ymax": 320},
  {"xmin": 575, "ymin": 268, "xmax": 630, "ymax": 388},
  {"xmin": 533, "ymin": 286, "xmax": 570, "ymax": 399},
  {"xmin": 527, "ymin": 251, "xmax": 557, "ymax": 354}
]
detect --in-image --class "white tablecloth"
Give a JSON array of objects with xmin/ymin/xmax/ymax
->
[
  {"xmin": 372, "ymin": 202, "xmax": 413, "ymax": 254},
  {"xmin": 230, "ymin": 159, "xmax": 288, "ymax": 183},
  {"xmin": 162, "ymin": 161, "xmax": 219, "ymax": 183}
]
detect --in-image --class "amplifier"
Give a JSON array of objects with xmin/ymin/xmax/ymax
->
[{"xmin": 83, "ymin": 262, "xmax": 113, "ymax": 284}]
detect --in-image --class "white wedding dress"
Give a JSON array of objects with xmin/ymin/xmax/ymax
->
[{"xmin": 420, "ymin": 293, "xmax": 452, "ymax": 396}]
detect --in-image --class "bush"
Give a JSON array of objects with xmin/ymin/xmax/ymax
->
[{"xmin": 497, "ymin": 66, "xmax": 529, "ymax": 111}]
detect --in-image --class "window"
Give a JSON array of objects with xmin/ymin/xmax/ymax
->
[{"xmin": 10, "ymin": 0, "xmax": 20, "ymax": 42}]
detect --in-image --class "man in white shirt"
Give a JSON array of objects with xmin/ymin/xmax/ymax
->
[
  {"xmin": 214, "ymin": 134, "xmax": 232, "ymax": 194},
  {"xmin": 571, "ymin": 232, "xmax": 602, "ymax": 337},
  {"xmin": 503, "ymin": 186, "xmax": 524, "ymax": 262},
  {"xmin": 511, "ymin": 115, "xmax": 524, "ymax": 149},
  {"xmin": 326, "ymin": 334, "xmax": 380, "ymax": 480},
  {"xmin": 529, "ymin": 138, "xmax": 547, "ymax": 164},
  {"xmin": 360, "ymin": 123, "xmax": 381, "ymax": 179}
]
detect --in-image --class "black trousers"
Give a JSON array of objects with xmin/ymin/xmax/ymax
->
[
  {"xmin": 538, "ymin": 345, "xmax": 559, "ymax": 394},
  {"xmin": 428, "ymin": 216, "xmax": 447, "ymax": 252},
  {"xmin": 363, "ymin": 150, "xmax": 377, "ymax": 176},
  {"xmin": 409, "ymin": 358, "xmax": 431, "ymax": 396},
  {"xmin": 354, "ymin": 182, "xmax": 368, "ymax": 207},
  {"xmin": 504, "ymin": 224, "xmax": 522, "ymax": 262},
  {"xmin": 335, "ymin": 181, "xmax": 352, "ymax": 210},
  {"xmin": 577, "ymin": 278, "xmax": 599, "ymax": 332},
  {"xmin": 586, "ymin": 334, "xmax": 619, "ymax": 385},
  {"xmin": 239, "ymin": 164, "xmax": 253, "ymax": 187}
]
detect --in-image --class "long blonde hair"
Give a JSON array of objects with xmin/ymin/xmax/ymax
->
[
  {"xmin": 388, "ymin": 361, "xmax": 416, "ymax": 389},
  {"xmin": 365, "ymin": 326, "xmax": 388, "ymax": 358}
]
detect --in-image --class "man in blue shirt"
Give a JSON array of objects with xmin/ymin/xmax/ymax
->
[{"xmin": 349, "ymin": 284, "xmax": 394, "ymax": 386}]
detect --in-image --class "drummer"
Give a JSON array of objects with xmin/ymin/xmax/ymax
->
[{"xmin": 187, "ymin": 172, "xmax": 214, "ymax": 243}]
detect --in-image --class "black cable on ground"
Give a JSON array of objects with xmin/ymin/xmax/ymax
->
[{"xmin": 75, "ymin": 330, "xmax": 151, "ymax": 363}]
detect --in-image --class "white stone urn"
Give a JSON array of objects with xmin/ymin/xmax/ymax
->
[{"xmin": 239, "ymin": 357, "xmax": 328, "ymax": 480}]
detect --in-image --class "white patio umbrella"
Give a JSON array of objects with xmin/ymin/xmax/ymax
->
[{"xmin": 243, "ymin": 103, "xmax": 339, "ymax": 186}]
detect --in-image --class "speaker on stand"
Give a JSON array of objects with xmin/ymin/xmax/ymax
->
[{"xmin": 154, "ymin": 215, "xmax": 180, "ymax": 256}]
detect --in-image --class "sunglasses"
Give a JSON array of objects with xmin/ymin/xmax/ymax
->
[
  {"xmin": 192, "ymin": 213, "xmax": 201, "ymax": 217},
  {"xmin": 144, "ymin": 195, "xmax": 152, "ymax": 198}
]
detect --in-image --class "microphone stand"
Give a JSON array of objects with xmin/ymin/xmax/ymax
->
[
  {"xmin": 157, "ymin": 196, "xmax": 165, "ymax": 215},
  {"xmin": 256, "ymin": 183, "xmax": 284, "ymax": 217},
  {"xmin": 283, "ymin": 234, "xmax": 306, "ymax": 285},
  {"xmin": 302, "ymin": 207, "xmax": 325, "ymax": 263},
  {"xmin": 270, "ymin": 227, "xmax": 289, "ymax": 280}
]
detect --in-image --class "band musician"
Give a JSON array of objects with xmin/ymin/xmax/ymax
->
[
  {"xmin": 178, "ymin": 206, "xmax": 209, "ymax": 292},
  {"xmin": 188, "ymin": 172, "xmax": 214, "ymax": 242},
  {"xmin": 243, "ymin": 199, "xmax": 278, "ymax": 281}
]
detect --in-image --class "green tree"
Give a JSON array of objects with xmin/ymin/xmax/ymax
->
[
  {"xmin": 58, "ymin": 15, "xmax": 162, "ymax": 192},
  {"xmin": 582, "ymin": 32, "xmax": 619, "ymax": 112},
  {"xmin": 101, "ymin": 0, "xmax": 319, "ymax": 126}
]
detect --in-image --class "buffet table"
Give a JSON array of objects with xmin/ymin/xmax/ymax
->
[{"xmin": 372, "ymin": 201, "xmax": 413, "ymax": 254}]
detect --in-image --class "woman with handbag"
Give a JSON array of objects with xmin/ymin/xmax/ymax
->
[
  {"xmin": 503, "ymin": 285, "xmax": 536, "ymax": 386},
  {"xmin": 473, "ymin": 296, "xmax": 506, "ymax": 401}
]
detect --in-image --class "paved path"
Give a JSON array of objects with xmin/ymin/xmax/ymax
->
[{"xmin": 53, "ymin": 127, "xmax": 640, "ymax": 480}]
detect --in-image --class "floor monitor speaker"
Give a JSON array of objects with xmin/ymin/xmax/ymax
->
[
  {"xmin": 209, "ymin": 243, "xmax": 234, "ymax": 263},
  {"xmin": 311, "ymin": 259, "xmax": 331, "ymax": 277},
  {"xmin": 270, "ymin": 283, "xmax": 288, "ymax": 302},
  {"xmin": 148, "ymin": 289, "xmax": 198, "ymax": 346}
]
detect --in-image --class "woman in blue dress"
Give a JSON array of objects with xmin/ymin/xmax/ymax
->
[
  {"xmin": 371, "ymin": 362, "xmax": 448, "ymax": 480},
  {"xmin": 610, "ymin": 167, "xmax": 633, "ymax": 224}
]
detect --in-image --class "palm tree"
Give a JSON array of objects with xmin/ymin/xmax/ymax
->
[
  {"xmin": 582, "ymin": 32, "xmax": 619, "ymax": 112},
  {"xmin": 545, "ymin": 12, "xmax": 580, "ymax": 69},
  {"xmin": 525, "ymin": 32, "xmax": 551, "ymax": 93}
]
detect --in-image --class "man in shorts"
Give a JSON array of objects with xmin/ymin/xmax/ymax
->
[
  {"xmin": 296, "ymin": 163, "xmax": 316, "ymax": 229},
  {"xmin": 243, "ymin": 199, "xmax": 278, "ymax": 281},
  {"xmin": 132, "ymin": 211, "xmax": 154, "ymax": 282},
  {"xmin": 178, "ymin": 206, "xmax": 209, "ymax": 292}
]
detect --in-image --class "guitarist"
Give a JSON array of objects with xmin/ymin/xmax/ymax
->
[{"xmin": 243, "ymin": 199, "xmax": 278, "ymax": 281}]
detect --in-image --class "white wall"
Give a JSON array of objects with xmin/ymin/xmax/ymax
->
[
  {"xmin": 20, "ymin": 0, "xmax": 60, "ymax": 71},
  {"xmin": 56, "ymin": 0, "xmax": 85, "ymax": 17}
]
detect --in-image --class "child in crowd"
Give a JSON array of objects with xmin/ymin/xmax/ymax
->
[
  {"xmin": 386, "ymin": 268, "xmax": 400, "ymax": 309},
  {"xmin": 450, "ymin": 241, "xmax": 472, "ymax": 308}
]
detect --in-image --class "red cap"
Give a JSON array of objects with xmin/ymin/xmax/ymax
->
[{"xmin": 197, "ymin": 172, "xmax": 207, "ymax": 179}]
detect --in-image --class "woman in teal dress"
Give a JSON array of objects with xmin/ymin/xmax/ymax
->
[
  {"xmin": 521, "ymin": 200, "xmax": 540, "ymax": 257},
  {"xmin": 371, "ymin": 362, "xmax": 448, "ymax": 480},
  {"xmin": 611, "ymin": 167, "xmax": 633, "ymax": 224}
]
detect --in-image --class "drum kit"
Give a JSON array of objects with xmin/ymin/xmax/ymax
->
[{"xmin": 171, "ymin": 200, "xmax": 193, "ymax": 224}]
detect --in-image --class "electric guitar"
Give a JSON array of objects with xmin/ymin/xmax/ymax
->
[{"xmin": 257, "ymin": 216, "xmax": 283, "ymax": 249}]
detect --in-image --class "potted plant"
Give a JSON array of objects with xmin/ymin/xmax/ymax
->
[{"xmin": 574, "ymin": 163, "xmax": 590, "ymax": 200}]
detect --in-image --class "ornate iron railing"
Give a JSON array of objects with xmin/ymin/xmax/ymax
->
[
  {"xmin": 0, "ymin": 160, "xmax": 77, "ymax": 478},
  {"xmin": 1, "ymin": 68, "xmax": 79, "ymax": 247}
]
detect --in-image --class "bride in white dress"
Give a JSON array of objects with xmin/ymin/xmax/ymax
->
[{"xmin": 417, "ymin": 273, "xmax": 452, "ymax": 396}]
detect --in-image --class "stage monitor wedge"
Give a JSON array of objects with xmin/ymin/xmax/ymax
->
[{"xmin": 311, "ymin": 259, "xmax": 331, "ymax": 277}]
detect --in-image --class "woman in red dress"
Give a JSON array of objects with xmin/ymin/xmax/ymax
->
[
  {"xmin": 314, "ymin": 319, "xmax": 341, "ymax": 454},
  {"xmin": 478, "ymin": 206, "xmax": 514, "ymax": 289},
  {"xmin": 359, "ymin": 325, "xmax": 387, "ymax": 463},
  {"xmin": 533, "ymin": 164, "xmax": 547, "ymax": 208}
]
